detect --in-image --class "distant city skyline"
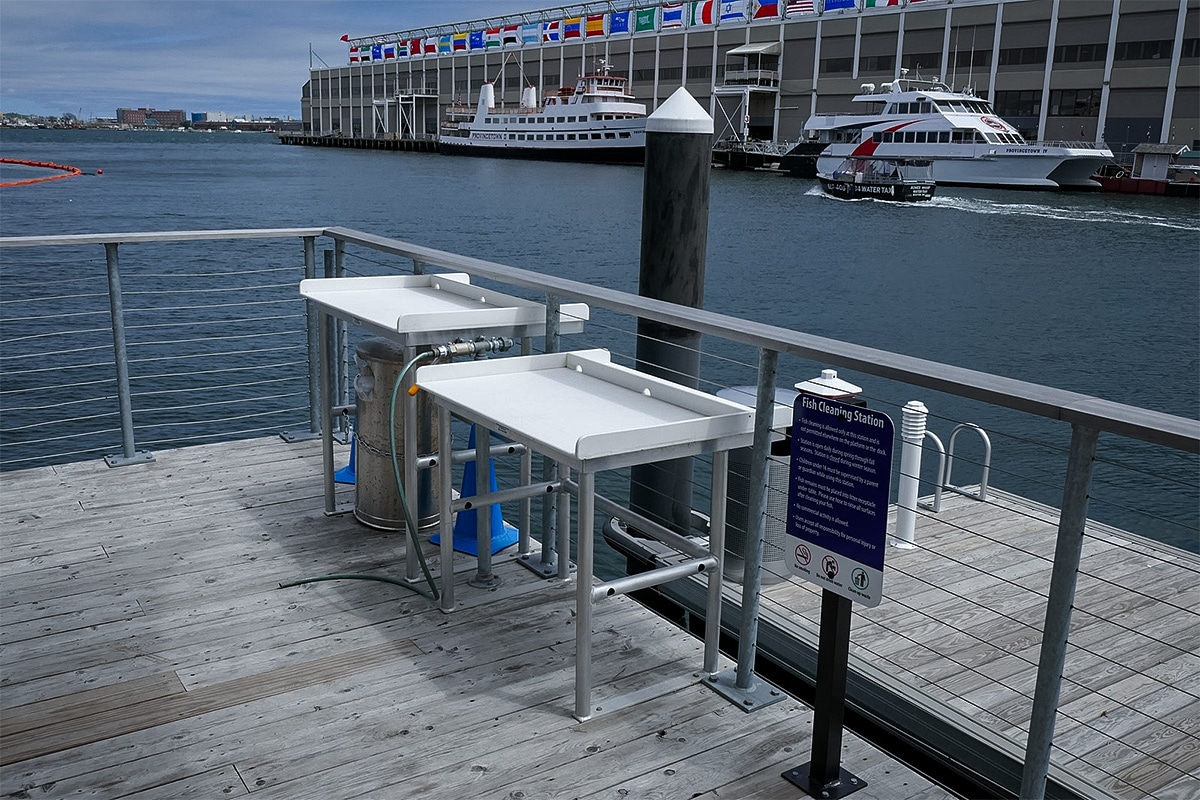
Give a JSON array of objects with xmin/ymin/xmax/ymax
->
[{"xmin": 0, "ymin": 0, "xmax": 537, "ymax": 119}]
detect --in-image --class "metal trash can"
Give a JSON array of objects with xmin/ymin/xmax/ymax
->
[
  {"xmin": 717, "ymin": 386, "xmax": 795, "ymax": 585},
  {"xmin": 352, "ymin": 337, "xmax": 439, "ymax": 532}
]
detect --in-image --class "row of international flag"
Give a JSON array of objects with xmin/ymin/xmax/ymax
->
[{"xmin": 345, "ymin": 0, "xmax": 936, "ymax": 63}]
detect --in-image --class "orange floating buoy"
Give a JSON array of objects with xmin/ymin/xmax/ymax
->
[{"xmin": 0, "ymin": 158, "xmax": 84, "ymax": 188}]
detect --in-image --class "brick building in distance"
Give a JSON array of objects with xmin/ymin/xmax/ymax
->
[{"xmin": 116, "ymin": 108, "xmax": 187, "ymax": 128}]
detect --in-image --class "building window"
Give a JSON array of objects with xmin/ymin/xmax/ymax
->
[
  {"xmin": 901, "ymin": 53, "xmax": 941, "ymax": 73},
  {"xmin": 1053, "ymin": 43, "xmax": 1108, "ymax": 63},
  {"xmin": 686, "ymin": 64, "xmax": 712, "ymax": 80},
  {"xmin": 949, "ymin": 49, "xmax": 991, "ymax": 70},
  {"xmin": 993, "ymin": 90, "xmax": 1042, "ymax": 117},
  {"xmin": 860, "ymin": 55, "xmax": 894, "ymax": 72},
  {"xmin": 998, "ymin": 46, "xmax": 1047, "ymax": 67},
  {"xmin": 819, "ymin": 57, "xmax": 853, "ymax": 74},
  {"xmin": 1049, "ymin": 89, "xmax": 1101, "ymax": 117},
  {"xmin": 1114, "ymin": 39, "xmax": 1177, "ymax": 61}
]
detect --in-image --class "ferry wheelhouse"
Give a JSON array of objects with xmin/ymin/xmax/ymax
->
[
  {"xmin": 802, "ymin": 72, "xmax": 1114, "ymax": 189},
  {"xmin": 439, "ymin": 59, "xmax": 646, "ymax": 164}
]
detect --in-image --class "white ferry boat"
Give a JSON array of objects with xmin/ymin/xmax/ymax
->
[
  {"xmin": 439, "ymin": 59, "xmax": 646, "ymax": 164},
  {"xmin": 802, "ymin": 72, "xmax": 1114, "ymax": 189}
]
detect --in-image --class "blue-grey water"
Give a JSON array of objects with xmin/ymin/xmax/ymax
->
[{"xmin": 2, "ymin": 129, "xmax": 1197, "ymax": 554}]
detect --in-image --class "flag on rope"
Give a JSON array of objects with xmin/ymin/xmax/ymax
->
[
  {"xmin": 687, "ymin": 1, "xmax": 715, "ymax": 27},
  {"xmin": 635, "ymin": 7, "xmax": 658, "ymax": 32},
  {"xmin": 720, "ymin": 1, "xmax": 747, "ymax": 24},
  {"xmin": 662, "ymin": 3, "xmax": 684, "ymax": 28},
  {"xmin": 753, "ymin": 0, "xmax": 780, "ymax": 19}
]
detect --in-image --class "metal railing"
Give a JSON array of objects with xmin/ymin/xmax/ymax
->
[{"xmin": 1, "ymin": 227, "xmax": 1196, "ymax": 800}]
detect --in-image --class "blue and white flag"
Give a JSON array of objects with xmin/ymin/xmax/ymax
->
[
  {"xmin": 609, "ymin": 10, "xmax": 631, "ymax": 35},
  {"xmin": 662, "ymin": 3, "xmax": 684, "ymax": 28},
  {"xmin": 521, "ymin": 24, "xmax": 540, "ymax": 44},
  {"xmin": 720, "ymin": 1, "xmax": 747, "ymax": 24}
]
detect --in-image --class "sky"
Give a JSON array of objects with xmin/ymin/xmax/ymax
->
[{"xmin": 0, "ymin": 0, "xmax": 541, "ymax": 119}]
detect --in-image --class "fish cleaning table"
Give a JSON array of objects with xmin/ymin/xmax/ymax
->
[
  {"xmin": 416, "ymin": 349, "xmax": 756, "ymax": 720},
  {"xmin": 298, "ymin": 273, "xmax": 588, "ymax": 583}
]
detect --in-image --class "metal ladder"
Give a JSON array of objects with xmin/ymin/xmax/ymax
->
[{"xmin": 918, "ymin": 423, "xmax": 992, "ymax": 513}]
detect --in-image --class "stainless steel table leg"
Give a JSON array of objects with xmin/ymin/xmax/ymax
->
[
  {"xmin": 574, "ymin": 471, "xmax": 595, "ymax": 722},
  {"xmin": 438, "ymin": 405, "xmax": 456, "ymax": 612},
  {"xmin": 705, "ymin": 450, "xmax": 729, "ymax": 676}
]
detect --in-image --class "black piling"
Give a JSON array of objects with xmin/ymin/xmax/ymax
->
[{"xmin": 629, "ymin": 88, "xmax": 714, "ymax": 535}]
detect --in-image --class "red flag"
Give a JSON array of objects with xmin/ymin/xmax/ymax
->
[{"xmin": 340, "ymin": 34, "xmax": 349, "ymax": 42}]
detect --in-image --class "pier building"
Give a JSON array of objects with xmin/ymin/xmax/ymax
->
[{"xmin": 297, "ymin": 0, "xmax": 1199, "ymax": 158}]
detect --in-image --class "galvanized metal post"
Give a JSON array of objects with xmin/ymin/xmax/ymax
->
[
  {"xmin": 102, "ymin": 242, "xmax": 152, "ymax": 466},
  {"xmin": 630, "ymin": 88, "xmax": 712, "ymax": 536},
  {"xmin": 574, "ymin": 470, "xmax": 596, "ymax": 721},
  {"xmin": 523, "ymin": 294, "xmax": 563, "ymax": 578},
  {"xmin": 1019, "ymin": 423, "xmax": 1100, "ymax": 800},
  {"xmin": 303, "ymin": 237, "xmax": 320, "ymax": 435},
  {"xmin": 704, "ymin": 348, "xmax": 784, "ymax": 710},
  {"xmin": 468, "ymin": 423, "xmax": 501, "ymax": 589}
]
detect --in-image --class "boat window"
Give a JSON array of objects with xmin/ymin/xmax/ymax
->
[
  {"xmin": 605, "ymin": 132, "xmax": 615, "ymax": 139},
  {"xmin": 904, "ymin": 131, "xmax": 916, "ymax": 143},
  {"xmin": 915, "ymin": 131, "xmax": 927, "ymax": 143},
  {"xmin": 975, "ymin": 131, "xmax": 988, "ymax": 143},
  {"xmin": 567, "ymin": 134, "xmax": 576, "ymax": 140},
  {"xmin": 921, "ymin": 102, "xmax": 933, "ymax": 114},
  {"xmin": 931, "ymin": 101, "xmax": 947, "ymax": 112},
  {"xmin": 873, "ymin": 132, "xmax": 882, "ymax": 143},
  {"xmin": 556, "ymin": 134, "xmax": 565, "ymax": 140},
  {"xmin": 557, "ymin": 117, "xmax": 565, "ymax": 123},
  {"xmin": 591, "ymin": 133, "xmax": 602, "ymax": 140},
  {"xmin": 619, "ymin": 132, "xmax": 630, "ymax": 138},
  {"xmin": 983, "ymin": 132, "xmax": 1000, "ymax": 143},
  {"xmin": 508, "ymin": 134, "xmax": 516, "ymax": 140}
]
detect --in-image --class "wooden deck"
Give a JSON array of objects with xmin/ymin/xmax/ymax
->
[
  {"xmin": 0, "ymin": 436, "xmax": 952, "ymax": 800},
  {"xmin": 619, "ymin": 486, "xmax": 1200, "ymax": 800}
]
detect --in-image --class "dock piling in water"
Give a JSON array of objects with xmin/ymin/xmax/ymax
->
[{"xmin": 629, "ymin": 88, "xmax": 714, "ymax": 536}]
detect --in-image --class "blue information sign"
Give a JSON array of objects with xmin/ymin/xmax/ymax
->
[{"xmin": 786, "ymin": 395, "xmax": 894, "ymax": 607}]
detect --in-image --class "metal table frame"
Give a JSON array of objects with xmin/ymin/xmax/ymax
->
[
  {"xmin": 299, "ymin": 273, "xmax": 587, "ymax": 585},
  {"xmin": 416, "ymin": 349, "xmax": 755, "ymax": 721}
]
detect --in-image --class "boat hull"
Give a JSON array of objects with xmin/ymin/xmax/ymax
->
[
  {"xmin": 816, "ymin": 147, "xmax": 1110, "ymax": 189},
  {"xmin": 817, "ymin": 175, "xmax": 935, "ymax": 202},
  {"xmin": 438, "ymin": 141, "xmax": 645, "ymax": 165}
]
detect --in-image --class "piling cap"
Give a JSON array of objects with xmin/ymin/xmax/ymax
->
[
  {"xmin": 647, "ymin": 87, "xmax": 713, "ymax": 135},
  {"xmin": 794, "ymin": 369, "xmax": 862, "ymax": 399}
]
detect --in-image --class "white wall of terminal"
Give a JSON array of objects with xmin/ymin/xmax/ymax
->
[{"xmin": 301, "ymin": 0, "xmax": 1199, "ymax": 154}]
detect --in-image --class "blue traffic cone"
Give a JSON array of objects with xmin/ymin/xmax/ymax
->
[
  {"xmin": 334, "ymin": 426, "xmax": 356, "ymax": 484},
  {"xmin": 432, "ymin": 424, "xmax": 518, "ymax": 555}
]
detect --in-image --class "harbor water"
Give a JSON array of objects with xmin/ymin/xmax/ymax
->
[{"xmin": 1, "ymin": 129, "xmax": 1197, "ymax": 555}]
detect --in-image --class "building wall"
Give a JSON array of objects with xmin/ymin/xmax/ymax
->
[
  {"xmin": 116, "ymin": 108, "xmax": 188, "ymax": 128},
  {"xmin": 301, "ymin": 0, "xmax": 1200, "ymax": 155}
]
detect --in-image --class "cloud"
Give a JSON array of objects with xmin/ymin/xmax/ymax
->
[{"xmin": 0, "ymin": 0, "xmax": 537, "ymax": 118}]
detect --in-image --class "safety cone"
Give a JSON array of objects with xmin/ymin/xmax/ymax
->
[
  {"xmin": 432, "ymin": 424, "xmax": 518, "ymax": 555},
  {"xmin": 334, "ymin": 427, "xmax": 356, "ymax": 484}
]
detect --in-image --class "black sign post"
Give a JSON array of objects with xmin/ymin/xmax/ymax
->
[{"xmin": 781, "ymin": 394, "xmax": 894, "ymax": 798}]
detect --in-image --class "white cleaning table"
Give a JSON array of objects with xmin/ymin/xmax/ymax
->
[{"xmin": 416, "ymin": 349, "xmax": 755, "ymax": 720}]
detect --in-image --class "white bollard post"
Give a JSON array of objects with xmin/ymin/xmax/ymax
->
[{"xmin": 891, "ymin": 400, "xmax": 928, "ymax": 549}]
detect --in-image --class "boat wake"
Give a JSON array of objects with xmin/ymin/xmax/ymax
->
[{"xmin": 928, "ymin": 194, "xmax": 1200, "ymax": 231}]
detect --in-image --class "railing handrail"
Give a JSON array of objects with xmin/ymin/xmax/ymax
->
[
  {"xmin": 0, "ymin": 228, "xmax": 326, "ymax": 248},
  {"xmin": 320, "ymin": 226, "xmax": 1199, "ymax": 454},
  {"xmin": 3, "ymin": 226, "xmax": 1195, "ymax": 454}
]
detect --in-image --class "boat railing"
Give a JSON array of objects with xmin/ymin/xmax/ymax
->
[
  {"xmin": 0, "ymin": 228, "xmax": 1196, "ymax": 800},
  {"xmin": 1033, "ymin": 139, "xmax": 1113, "ymax": 151}
]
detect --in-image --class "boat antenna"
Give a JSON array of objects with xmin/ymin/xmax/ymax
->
[
  {"xmin": 967, "ymin": 26, "xmax": 976, "ymax": 93},
  {"xmin": 950, "ymin": 28, "xmax": 958, "ymax": 89}
]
